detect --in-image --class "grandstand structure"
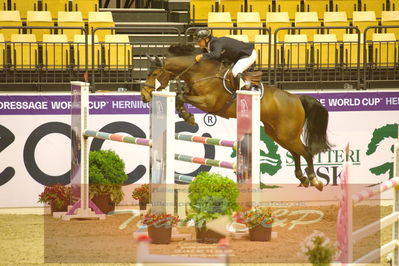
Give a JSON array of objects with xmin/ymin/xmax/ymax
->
[{"xmin": 0, "ymin": 0, "xmax": 398, "ymax": 90}]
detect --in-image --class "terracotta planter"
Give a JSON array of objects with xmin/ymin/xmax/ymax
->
[
  {"xmin": 91, "ymin": 194, "xmax": 115, "ymax": 214},
  {"xmin": 196, "ymin": 226, "xmax": 224, "ymax": 243},
  {"xmin": 147, "ymin": 225, "xmax": 172, "ymax": 244},
  {"xmin": 248, "ymin": 224, "xmax": 272, "ymax": 241},
  {"xmin": 139, "ymin": 199, "xmax": 148, "ymax": 210},
  {"xmin": 50, "ymin": 202, "xmax": 67, "ymax": 214}
]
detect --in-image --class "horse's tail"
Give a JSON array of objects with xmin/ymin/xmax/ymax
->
[{"xmin": 299, "ymin": 95, "xmax": 332, "ymax": 155}]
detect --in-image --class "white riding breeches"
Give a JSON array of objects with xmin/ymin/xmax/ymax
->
[{"xmin": 232, "ymin": 49, "xmax": 257, "ymax": 77}]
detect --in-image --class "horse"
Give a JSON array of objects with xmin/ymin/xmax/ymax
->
[{"xmin": 141, "ymin": 44, "xmax": 331, "ymax": 191}]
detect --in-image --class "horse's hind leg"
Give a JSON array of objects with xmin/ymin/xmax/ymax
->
[{"xmin": 290, "ymin": 151, "xmax": 309, "ymax": 188}]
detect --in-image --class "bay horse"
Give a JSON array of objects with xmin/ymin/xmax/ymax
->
[{"xmin": 141, "ymin": 44, "xmax": 331, "ymax": 191}]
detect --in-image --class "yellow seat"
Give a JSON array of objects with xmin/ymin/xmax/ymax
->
[
  {"xmin": 1, "ymin": 0, "xmax": 7, "ymax": 10},
  {"xmin": 360, "ymin": 0, "xmax": 385, "ymax": 19},
  {"xmin": 237, "ymin": 12, "xmax": 262, "ymax": 42},
  {"xmin": 255, "ymin": 34, "xmax": 278, "ymax": 67},
  {"xmin": 0, "ymin": 11, "xmax": 22, "ymax": 42},
  {"xmin": 58, "ymin": 11, "xmax": 85, "ymax": 42},
  {"xmin": 0, "ymin": 33, "xmax": 5, "ymax": 69},
  {"xmin": 313, "ymin": 34, "xmax": 338, "ymax": 67},
  {"xmin": 295, "ymin": 12, "xmax": 320, "ymax": 41},
  {"xmin": 283, "ymin": 34, "xmax": 309, "ymax": 68},
  {"xmin": 352, "ymin": 11, "xmax": 378, "ymax": 38},
  {"xmin": 343, "ymin": 33, "xmax": 364, "ymax": 67},
  {"xmin": 190, "ymin": 0, "xmax": 216, "ymax": 23},
  {"xmin": 381, "ymin": 11, "xmax": 399, "ymax": 40},
  {"xmin": 103, "ymin": 34, "xmax": 132, "ymax": 69},
  {"xmin": 219, "ymin": 0, "xmax": 244, "ymax": 21},
  {"xmin": 276, "ymin": 0, "xmax": 301, "ymax": 19},
  {"xmin": 371, "ymin": 33, "xmax": 397, "ymax": 67},
  {"xmin": 42, "ymin": 0, "xmax": 69, "ymax": 20},
  {"xmin": 10, "ymin": 34, "xmax": 38, "ymax": 69},
  {"xmin": 10, "ymin": 0, "xmax": 37, "ymax": 20},
  {"xmin": 332, "ymin": 0, "xmax": 358, "ymax": 19},
  {"xmin": 304, "ymin": 0, "xmax": 330, "ymax": 19},
  {"xmin": 266, "ymin": 12, "xmax": 291, "ymax": 41},
  {"xmin": 42, "ymin": 34, "xmax": 69, "ymax": 69},
  {"xmin": 26, "ymin": 11, "xmax": 54, "ymax": 42},
  {"xmin": 324, "ymin": 11, "xmax": 349, "ymax": 41},
  {"xmin": 226, "ymin": 34, "xmax": 249, "ymax": 42},
  {"xmin": 88, "ymin": 12, "xmax": 115, "ymax": 42},
  {"xmin": 74, "ymin": 34, "xmax": 101, "ymax": 69},
  {"xmin": 73, "ymin": 0, "xmax": 98, "ymax": 20},
  {"xmin": 208, "ymin": 12, "xmax": 233, "ymax": 37},
  {"xmin": 247, "ymin": 0, "xmax": 273, "ymax": 21}
]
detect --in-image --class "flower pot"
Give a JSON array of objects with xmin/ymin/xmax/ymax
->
[
  {"xmin": 139, "ymin": 199, "xmax": 148, "ymax": 210},
  {"xmin": 248, "ymin": 224, "xmax": 272, "ymax": 241},
  {"xmin": 50, "ymin": 202, "xmax": 67, "ymax": 214},
  {"xmin": 147, "ymin": 225, "xmax": 172, "ymax": 244},
  {"xmin": 92, "ymin": 194, "xmax": 115, "ymax": 214},
  {"xmin": 195, "ymin": 225, "xmax": 224, "ymax": 243}
]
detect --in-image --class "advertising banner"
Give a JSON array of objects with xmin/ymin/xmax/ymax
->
[{"xmin": 0, "ymin": 91, "xmax": 398, "ymax": 207}]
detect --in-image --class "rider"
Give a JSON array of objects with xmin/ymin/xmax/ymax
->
[{"xmin": 193, "ymin": 29, "xmax": 257, "ymax": 88}]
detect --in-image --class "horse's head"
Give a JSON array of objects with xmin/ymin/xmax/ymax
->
[{"xmin": 141, "ymin": 55, "xmax": 172, "ymax": 103}]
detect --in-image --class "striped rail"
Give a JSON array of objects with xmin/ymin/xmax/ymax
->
[
  {"xmin": 174, "ymin": 174, "xmax": 195, "ymax": 183},
  {"xmin": 175, "ymin": 133, "xmax": 237, "ymax": 150},
  {"xmin": 84, "ymin": 130, "xmax": 152, "ymax": 147},
  {"xmin": 175, "ymin": 154, "xmax": 236, "ymax": 170},
  {"xmin": 352, "ymin": 176, "xmax": 399, "ymax": 204}
]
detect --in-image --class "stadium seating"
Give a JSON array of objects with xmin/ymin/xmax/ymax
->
[
  {"xmin": 304, "ymin": 0, "xmax": 330, "ymax": 18},
  {"xmin": 360, "ymin": 0, "xmax": 385, "ymax": 19},
  {"xmin": 226, "ymin": 34, "xmax": 249, "ymax": 42},
  {"xmin": 0, "ymin": 33, "xmax": 5, "ymax": 69},
  {"xmin": 26, "ymin": 11, "xmax": 54, "ymax": 42},
  {"xmin": 11, "ymin": 0, "xmax": 37, "ymax": 20},
  {"xmin": 371, "ymin": 33, "xmax": 397, "ymax": 67},
  {"xmin": 381, "ymin": 11, "xmax": 399, "ymax": 39},
  {"xmin": 208, "ymin": 12, "xmax": 233, "ymax": 37},
  {"xmin": 73, "ymin": 0, "xmax": 98, "ymax": 20},
  {"xmin": 247, "ymin": 0, "xmax": 273, "ymax": 20},
  {"xmin": 219, "ymin": 0, "xmax": 244, "ymax": 21},
  {"xmin": 1, "ymin": 0, "xmax": 7, "ymax": 10},
  {"xmin": 295, "ymin": 12, "xmax": 320, "ymax": 41},
  {"xmin": 73, "ymin": 34, "xmax": 100, "ymax": 69},
  {"xmin": 333, "ymin": 0, "xmax": 358, "ymax": 19},
  {"xmin": 352, "ymin": 11, "xmax": 378, "ymax": 38},
  {"xmin": 236, "ymin": 12, "xmax": 262, "ymax": 42},
  {"xmin": 254, "ymin": 34, "xmax": 277, "ymax": 67},
  {"xmin": 276, "ymin": 0, "xmax": 301, "ymax": 19},
  {"xmin": 43, "ymin": 0, "xmax": 69, "ymax": 20},
  {"xmin": 313, "ymin": 34, "xmax": 338, "ymax": 67},
  {"xmin": 323, "ymin": 11, "xmax": 349, "ymax": 41},
  {"xmin": 0, "ymin": 10, "xmax": 22, "ymax": 41},
  {"xmin": 343, "ymin": 33, "xmax": 364, "ymax": 67},
  {"xmin": 266, "ymin": 12, "xmax": 291, "ymax": 41},
  {"xmin": 58, "ymin": 11, "xmax": 85, "ymax": 42},
  {"xmin": 283, "ymin": 34, "xmax": 310, "ymax": 68},
  {"xmin": 103, "ymin": 34, "xmax": 132, "ymax": 69},
  {"xmin": 88, "ymin": 11, "xmax": 115, "ymax": 42},
  {"xmin": 190, "ymin": 0, "xmax": 215, "ymax": 23},
  {"xmin": 42, "ymin": 34, "xmax": 70, "ymax": 69},
  {"xmin": 10, "ymin": 34, "xmax": 38, "ymax": 69}
]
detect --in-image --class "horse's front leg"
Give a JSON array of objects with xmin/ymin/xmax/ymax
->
[
  {"xmin": 183, "ymin": 95, "xmax": 210, "ymax": 110},
  {"xmin": 176, "ymin": 93, "xmax": 196, "ymax": 126}
]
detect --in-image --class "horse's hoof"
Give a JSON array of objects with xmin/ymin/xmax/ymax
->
[
  {"xmin": 297, "ymin": 176, "xmax": 309, "ymax": 188},
  {"xmin": 310, "ymin": 178, "xmax": 323, "ymax": 191}
]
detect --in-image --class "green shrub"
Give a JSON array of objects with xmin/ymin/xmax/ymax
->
[
  {"xmin": 186, "ymin": 172, "xmax": 239, "ymax": 227},
  {"xmin": 89, "ymin": 149, "xmax": 128, "ymax": 204}
]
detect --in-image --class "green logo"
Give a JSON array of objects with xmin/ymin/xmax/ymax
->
[
  {"xmin": 231, "ymin": 126, "xmax": 282, "ymax": 175},
  {"xmin": 366, "ymin": 123, "xmax": 398, "ymax": 179}
]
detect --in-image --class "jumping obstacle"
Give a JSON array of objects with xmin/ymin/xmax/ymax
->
[{"xmin": 337, "ymin": 142, "xmax": 399, "ymax": 264}]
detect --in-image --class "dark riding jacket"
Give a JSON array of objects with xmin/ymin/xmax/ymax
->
[{"xmin": 202, "ymin": 36, "xmax": 255, "ymax": 63}]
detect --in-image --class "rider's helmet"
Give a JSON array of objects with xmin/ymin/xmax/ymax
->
[{"xmin": 193, "ymin": 29, "xmax": 211, "ymax": 42}]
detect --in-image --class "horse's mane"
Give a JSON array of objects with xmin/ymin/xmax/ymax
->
[{"xmin": 167, "ymin": 44, "xmax": 201, "ymax": 56}]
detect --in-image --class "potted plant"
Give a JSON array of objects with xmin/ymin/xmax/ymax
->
[
  {"xmin": 89, "ymin": 149, "xmax": 128, "ymax": 214},
  {"xmin": 132, "ymin": 184, "xmax": 150, "ymax": 210},
  {"xmin": 142, "ymin": 212, "xmax": 180, "ymax": 244},
  {"xmin": 38, "ymin": 184, "xmax": 71, "ymax": 214},
  {"xmin": 186, "ymin": 172, "xmax": 239, "ymax": 243},
  {"xmin": 236, "ymin": 207, "xmax": 274, "ymax": 241}
]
